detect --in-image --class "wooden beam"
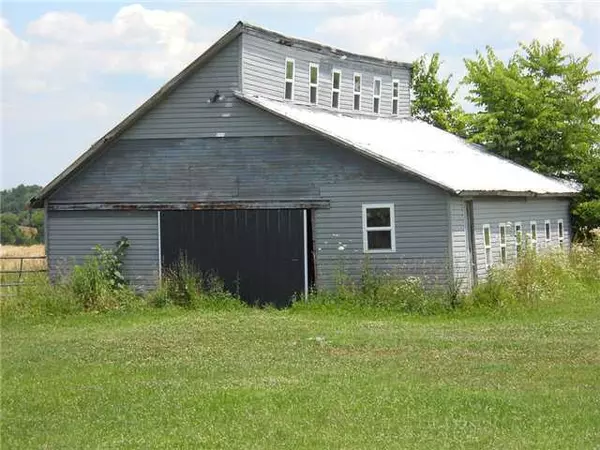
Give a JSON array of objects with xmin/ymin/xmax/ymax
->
[{"xmin": 48, "ymin": 200, "xmax": 330, "ymax": 211}]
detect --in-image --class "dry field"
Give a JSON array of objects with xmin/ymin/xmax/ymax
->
[{"xmin": 0, "ymin": 245, "xmax": 46, "ymax": 271}]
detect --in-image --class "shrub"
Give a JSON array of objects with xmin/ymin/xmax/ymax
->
[{"xmin": 68, "ymin": 237, "xmax": 141, "ymax": 312}]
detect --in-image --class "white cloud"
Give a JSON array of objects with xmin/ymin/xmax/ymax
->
[
  {"xmin": 316, "ymin": 11, "xmax": 418, "ymax": 60},
  {"xmin": 2, "ymin": 4, "xmax": 221, "ymax": 92}
]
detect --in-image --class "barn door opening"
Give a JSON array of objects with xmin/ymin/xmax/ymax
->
[{"xmin": 160, "ymin": 209, "xmax": 311, "ymax": 307}]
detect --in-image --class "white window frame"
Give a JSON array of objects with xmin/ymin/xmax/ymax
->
[
  {"xmin": 557, "ymin": 219, "xmax": 564, "ymax": 248},
  {"xmin": 545, "ymin": 220, "xmax": 551, "ymax": 244},
  {"xmin": 515, "ymin": 222, "xmax": 522, "ymax": 257},
  {"xmin": 331, "ymin": 69, "xmax": 341, "ymax": 109},
  {"xmin": 309, "ymin": 63, "xmax": 319, "ymax": 104},
  {"xmin": 284, "ymin": 58, "xmax": 295, "ymax": 100},
  {"xmin": 373, "ymin": 77, "xmax": 382, "ymax": 113},
  {"xmin": 353, "ymin": 73, "xmax": 362, "ymax": 111},
  {"xmin": 530, "ymin": 221, "xmax": 538, "ymax": 251},
  {"xmin": 499, "ymin": 223, "xmax": 507, "ymax": 264},
  {"xmin": 391, "ymin": 79, "xmax": 399, "ymax": 116},
  {"xmin": 483, "ymin": 224, "xmax": 492, "ymax": 269},
  {"xmin": 362, "ymin": 203, "xmax": 396, "ymax": 253}
]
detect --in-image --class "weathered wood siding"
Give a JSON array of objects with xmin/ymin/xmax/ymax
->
[
  {"xmin": 123, "ymin": 37, "xmax": 305, "ymax": 139},
  {"xmin": 241, "ymin": 33, "xmax": 411, "ymax": 117},
  {"xmin": 50, "ymin": 134, "xmax": 451, "ymax": 288},
  {"xmin": 47, "ymin": 210, "xmax": 159, "ymax": 290},
  {"xmin": 471, "ymin": 198, "xmax": 571, "ymax": 280}
]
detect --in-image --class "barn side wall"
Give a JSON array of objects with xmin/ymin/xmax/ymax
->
[
  {"xmin": 49, "ymin": 134, "xmax": 452, "ymax": 290},
  {"xmin": 471, "ymin": 197, "xmax": 572, "ymax": 280},
  {"xmin": 47, "ymin": 210, "xmax": 159, "ymax": 290},
  {"xmin": 46, "ymin": 33, "xmax": 451, "ymax": 293},
  {"xmin": 241, "ymin": 32, "xmax": 411, "ymax": 117}
]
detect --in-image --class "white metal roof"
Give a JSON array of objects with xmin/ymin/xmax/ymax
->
[{"xmin": 237, "ymin": 93, "xmax": 578, "ymax": 197}]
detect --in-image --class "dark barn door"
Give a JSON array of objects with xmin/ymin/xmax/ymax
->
[{"xmin": 160, "ymin": 209, "xmax": 305, "ymax": 307}]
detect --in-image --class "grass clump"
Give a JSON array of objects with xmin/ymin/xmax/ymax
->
[
  {"xmin": 147, "ymin": 255, "xmax": 245, "ymax": 311},
  {"xmin": 468, "ymin": 241, "xmax": 600, "ymax": 309}
]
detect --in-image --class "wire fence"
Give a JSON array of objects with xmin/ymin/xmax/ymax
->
[{"xmin": 0, "ymin": 256, "xmax": 48, "ymax": 296}]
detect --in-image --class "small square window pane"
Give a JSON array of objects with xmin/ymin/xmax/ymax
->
[
  {"xmin": 332, "ymin": 91, "xmax": 339, "ymax": 108},
  {"xmin": 373, "ymin": 98, "xmax": 380, "ymax": 113},
  {"xmin": 286, "ymin": 61, "xmax": 294, "ymax": 79},
  {"xmin": 354, "ymin": 94, "xmax": 360, "ymax": 110},
  {"xmin": 392, "ymin": 99, "xmax": 398, "ymax": 115},
  {"xmin": 374, "ymin": 80, "xmax": 381, "ymax": 96},
  {"xmin": 310, "ymin": 86, "xmax": 317, "ymax": 104},
  {"xmin": 366, "ymin": 207, "xmax": 390, "ymax": 227},
  {"xmin": 333, "ymin": 72, "xmax": 340, "ymax": 89},
  {"xmin": 367, "ymin": 230, "xmax": 392, "ymax": 250},
  {"xmin": 354, "ymin": 76, "xmax": 361, "ymax": 92},
  {"xmin": 310, "ymin": 66, "xmax": 318, "ymax": 84},
  {"xmin": 285, "ymin": 82, "xmax": 293, "ymax": 100}
]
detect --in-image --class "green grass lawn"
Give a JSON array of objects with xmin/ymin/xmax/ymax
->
[{"xmin": 2, "ymin": 294, "xmax": 599, "ymax": 449}]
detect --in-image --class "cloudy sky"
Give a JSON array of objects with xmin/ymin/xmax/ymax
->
[{"xmin": 1, "ymin": 0, "xmax": 599, "ymax": 189}]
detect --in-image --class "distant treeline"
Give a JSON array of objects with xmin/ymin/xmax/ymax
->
[{"xmin": 1, "ymin": 185, "xmax": 44, "ymax": 245}]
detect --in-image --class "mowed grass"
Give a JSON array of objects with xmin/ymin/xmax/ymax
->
[{"xmin": 2, "ymin": 291, "xmax": 599, "ymax": 449}]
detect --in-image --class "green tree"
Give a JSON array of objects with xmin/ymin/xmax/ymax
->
[
  {"xmin": 462, "ymin": 40, "xmax": 600, "ymax": 232},
  {"xmin": 0, "ymin": 184, "xmax": 44, "ymax": 243},
  {"xmin": 411, "ymin": 53, "xmax": 466, "ymax": 136}
]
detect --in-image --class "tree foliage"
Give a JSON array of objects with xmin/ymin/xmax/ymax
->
[
  {"xmin": 0, "ymin": 184, "xmax": 44, "ymax": 245},
  {"xmin": 411, "ymin": 53, "xmax": 466, "ymax": 136},
  {"xmin": 463, "ymin": 40, "xmax": 600, "ymax": 178}
]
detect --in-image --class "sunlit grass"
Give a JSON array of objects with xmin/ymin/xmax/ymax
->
[{"xmin": 2, "ymin": 289, "xmax": 599, "ymax": 449}]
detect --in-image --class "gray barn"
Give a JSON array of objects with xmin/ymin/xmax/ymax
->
[{"xmin": 31, "ymin": 22, "xmax": 578, "ymax": 305}]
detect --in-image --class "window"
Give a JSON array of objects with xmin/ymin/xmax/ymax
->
[
  {"xmin": 353, "ymin": 73, "xmax": 361, "ymax": 111},
  {"xmin": 483, "ymin": 224, "xmax": 492, "ymax": 268},
  {"xmin": 331, "ymin": 70, "xmax": 341, "ymax": 109},
  {"xmin": 309, "ymin": 63, "xmax": 319, "ymax": 104},
  {"xmin": 499, "ymin": 223, "xmax": 507, "ymax": 264},
  {"xmin": 515, "ymin": 222, "xmax": 522, "ymax": 256},
  {"xmin": 284, "ymin": 58, "xmax": 295, "ymax": 100},
  {"xmin": 530, "ymin": 221, "xmax": 537, "ymax": 251},
  {"xmin": 558, "ymin": 219, "xmax": 564, "ymax": 248},
  {"xmin": 373, "ymin": 77, "xmax": 382, "ymax": 113},
  {"xmin": 545, "ymin": 220, "xmax": 551, "ymax": 245},
  {"xmin": 392, "ymin": 79, "xmax": 399, "ymax": 115},
  {"xmin": 362, "ymin": 204, "xmax": 395, "ymax": 253}
]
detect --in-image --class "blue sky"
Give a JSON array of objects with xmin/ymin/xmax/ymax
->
[{"xmin": 1, "ymin": 0, "xmax": 599, "ymax": 189}]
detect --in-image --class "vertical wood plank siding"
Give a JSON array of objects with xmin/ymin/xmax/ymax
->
[
  {"xmin": 471, "ymin": 198, "xmax": 571, "ymax": 280},
  {"xmin": 47, "ymin": 211, "xmax": 159, "ymax": 290},
  {"xmin": 241, "ymin": 33, "xmax": 411, "ymax": 117},
  {"xmin": 448, "ymin": 197, "xmax": 472, "ymax": 288},
  {"xmin": 122, "ymin": 37, "xmax": 306, "ymax": 139}
]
